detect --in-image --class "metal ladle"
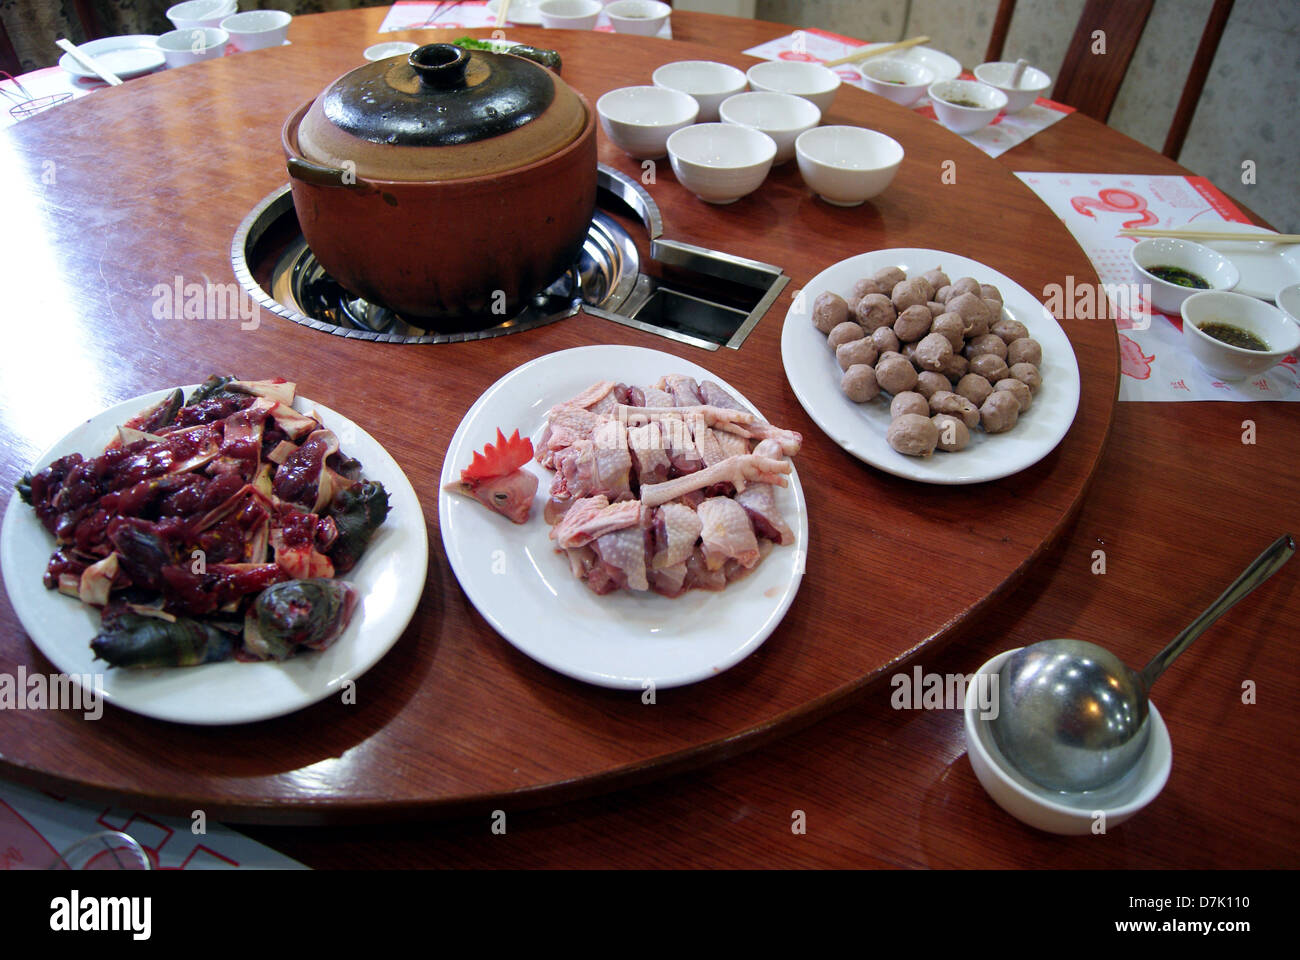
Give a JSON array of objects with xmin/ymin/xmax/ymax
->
[{"xmin": 989, "ymin": 533, "xmax": 1295, "ymax": 793}]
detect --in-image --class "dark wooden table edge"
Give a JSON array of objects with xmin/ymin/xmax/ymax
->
[{"xmin": 0, "ymin": 336, "xmax": 1119, "ymax": 824}]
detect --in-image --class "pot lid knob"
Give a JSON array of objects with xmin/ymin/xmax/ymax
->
[{"xmin": 409, "ymin": 43, "xmax": 470, "ymax": 90}]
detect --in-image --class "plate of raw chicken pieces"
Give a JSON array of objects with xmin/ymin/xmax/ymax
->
[{"xmin": 438, "ymin": 345, "xmax": 808, "ymax": 689}]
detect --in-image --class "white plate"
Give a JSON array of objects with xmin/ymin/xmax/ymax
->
[
  {"xmin": 58, "ymin": 35, "xmax": 165, "ymax": 80},
  {"xmin": 364, "ymin": 41, "xmax": 418, "ymax": 62},
  {"xmin": 0, "ymin": 387, "xmax": 427, "ymax": 725},
  {"xmin": 438, "ymin": 345, "xmax": 808, "ymax": 690},
  {"xmin": 782, "ymin": 248, "xmax": 1081, "ymax": 485},
  {"xmin": 1197, "ymin": 223, "xmax": 1300, "ymax": 301},
  {"xmin": 487, "ymin": 0, "xmax": 544, "ymax": 25},
  {"xmin": 851, "ymin": 44, "xmax": 961, "ymax": 83}
]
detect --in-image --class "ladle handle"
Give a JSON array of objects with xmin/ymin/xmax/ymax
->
[{"xmin": 1140, "ymin": 533, "xmax": 1295, "ymax": 688}]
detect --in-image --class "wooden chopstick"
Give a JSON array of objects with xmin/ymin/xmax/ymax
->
[
  {"xmin": 55, "ymin": 38, "xmax": 123, "ymax": 86},
  {"xmin": 495, "ymin": 0, "xmax": 512, "ymax": 26},
  {"xmin": 823, "ymin": 35, "xmax": 931, "ymax": 68},
  {"xmin": 1119, "ymin": 228, "xmax": 1300, "ymax": 244}
]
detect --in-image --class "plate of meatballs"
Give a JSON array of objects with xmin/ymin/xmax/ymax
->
[{"xmin": 781, "ymin": 248, "xmax": 1081, "ymax": 484}]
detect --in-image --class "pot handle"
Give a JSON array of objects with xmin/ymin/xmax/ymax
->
[{"xmin": 287, "ymin": 156, "xmax": 370, "ymax": 190}]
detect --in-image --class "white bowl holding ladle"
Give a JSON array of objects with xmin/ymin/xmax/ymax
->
[{"xmin": 981, "ymin": 533, "xmax": 1294, "ymax": 797}]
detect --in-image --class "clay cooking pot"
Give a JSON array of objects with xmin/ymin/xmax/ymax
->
[{"xmin": 281, "ymin": 43, "xmax": 598, "ymax": 328}]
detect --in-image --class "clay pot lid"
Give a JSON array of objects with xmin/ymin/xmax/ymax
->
[{"xmin": 295, "ymin": 43, "xmax": 587, "ymax": 181}]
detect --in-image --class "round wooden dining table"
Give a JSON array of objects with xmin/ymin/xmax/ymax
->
[{"xmin": 0, "ymin": 8, "xmax": 1294, "ymax": 868}]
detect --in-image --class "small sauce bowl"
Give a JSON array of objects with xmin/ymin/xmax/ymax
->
[
  {"xmin": 1180, "ymin": 290, "xmax": 1300, "ymax": 381},
  {"xmin": 597, "ymin": 85, "xmax": 699, "ymax": 160},
  {"xmin": 973, "ymin": 60, "xmax": 1052, "ymax": 113},
  {"xmin": 652, "ymin": 60, "xmax": 748, "ymax": 123},
  {"xmin": 856, "ymin": 58, "xmax": 934, "ymax": 107},
  {"xmin": 667, "ymin": 122, "xmax": 775, "ymax": 204},
  {"xmin": 1131, "ymin": 238, "xmax": 1239, "ymax": 315},
  {"xmin": 718, "ymin": 90, "xmax": 821, "ymax": 165},
  {"xmin": 795, "ymin": 125, "xmax": 903, "ymax": 206},
  {"xmin": 927, "ymin": 79, "xmax": 1007, "ymax": 134}
]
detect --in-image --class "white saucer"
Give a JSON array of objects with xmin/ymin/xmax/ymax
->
[{"xmin": 58, "ymin": 35, "xmax": 165, "ymax": 80}]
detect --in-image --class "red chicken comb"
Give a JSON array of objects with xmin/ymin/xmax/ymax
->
[{"xmin": 461, "ymin": 428, "xmax": 534, "ymax": 483}]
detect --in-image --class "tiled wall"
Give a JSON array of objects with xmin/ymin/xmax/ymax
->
[{"xmin": 756, "ymin": 0, "xmax": 1298, "ymax": 232}]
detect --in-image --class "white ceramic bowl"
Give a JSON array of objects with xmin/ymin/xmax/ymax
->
[
  {"xmin": 364, "ymin": 41, "xmax": 418, "ymax": 62},
  {"xmin": 746, "ymin": 59, "xmax": 840, "ymax": 114},
  {"xmin": 1130, "ymin": 238, "xmax": 1240, "ymax": 315},
  {"xmin": 538, "ymin": 0, "xmax": 602, "ymax": 30},
  {"xmin": 855, "ymin": 58, "xmax": 934, "ymax": 107},
  {"xmin": 928, "ymin": 79, "xmax": 1007, "ymax": 134},
  {"xmin": 156, "ymin": 27, "xmax": 229, "ymax": 67},
  {"xmin": 795, "ymin": 125, "xmax": 903, "ymax": 206},
  {"xmin": 1275, "ymin": 281, "xmax": 1300, "ymax": 321},
  {"xmin": 605, "ymin": 0, "xmax": 671, "ymax": 35},
  {"xmin": 973, "ymin": 60, "xmax": 1052, "ymax": 113},
  {"xmin": 220, "ymin": 10, "xmax": 290, "ymax": 51},
  {"xmin": 718, "ymin": 91, "xmax": 820, "ymax": 165},
  {"xmin": 652, "ymin": 60, "xmax": 748, "ymax": 123},
  {"xmin": 667, "ymin": 122, "xmax": 775, "ymax": 204},
  {"xmin": 965, "ymin": 648, "xmax": 1172, "ymax": 835},
  {"xmin": 1180, "ymin": 291, "xmax": 1300, "ymax": 381},
  {"xmin": 166, "ymin": 0, "xmax": 237, "ymax": 31},
  {"xmin": 597, "ymin": 85, "xmax": 699, "ymax": 159}
]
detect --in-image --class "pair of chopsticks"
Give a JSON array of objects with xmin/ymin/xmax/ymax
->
[
  {"xmin": 1119, "ymin": 228, "xmax": 1300, "ymax": 244},
  {"xmin": 823, "ymin": 35, "xmax": 930, "ymax": 67},
  {"xmin": 495, "ymin": 0, "xmax": 512, "ymax": 27}
]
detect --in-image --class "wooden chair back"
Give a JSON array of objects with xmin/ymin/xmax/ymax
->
[{"xmin": 983, "ymin": 0, "xmax": 1234, "ymax": 160}]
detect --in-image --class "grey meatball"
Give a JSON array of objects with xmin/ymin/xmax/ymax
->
[
  {"xmin": 980, "ymin": 391, "xmax": 1020, "ymax": 433},
  {"xmin": 935, "ymin": 284, "xmax": 954, "ymax": 304},
  {"xmin": 991, "ymin": 317, "xmax": 1029, "ymax": 343},
  {"xmin": 891, "ymin": 391, "xmax": 930, "ymax": 419},
  {"xmin": 894, "ymin": 304, "xmax": 933, "ymax": 342},
  {"xmin": 827, "ymin": 321, "xmax": 865, "ymax": 351},
  {"xmin": 929, "ymin": 390, "xmax": 980, "ymax": 429},
  {"xmin": 955, "ymin": 372, "xmax": 993, "ymax": 407},
  {"xmin": 887, "ymin": 414, "xmax": 939, "ymax": 457},
  {"xmin": 969, "ymin": 353, "xmax": 1009, "ymax": 383},
  {"xmin": 950, "ymin": 277, "xmax": 981, "ymax": 298},
  {"xmin": 812, "ymin": 291, "xmax": 849, "ymax": 334},
  {"xmin": 852, "ymin": 277, "xmax": 884, "ymax": 301},
  {"xmin": 1007, "ymin": 337, "xmax": 1042, "ymax": 367},
  {"xmin": 854, "ymin": 293, "xmax": 896, "ymax": 332},
  {"xmin": 995, "ymin": 377, "xmax": 1032, "ymax": 412},
  {"xmin": 947, "ymin": 292, "xmax": 992, "ymax": 338},
  {"xmin": 931, "ymin": 312, "xmax": 965, "ymax": 350},
  {"xmin": 841, "ymin": 364, "xmax": 880, "ymax": 403},
  {"xmin": 965, "ymin": 333, "xmax": 1008, "ymax": 361},
  {"xmin": 926, "ymin": 301, "xmax": 947, "ymax": 319},
  {"xmin": 931, "ymin": 413, "xmax": 971, "ymax": 452},
  {"xmin": 923, "ymin": 268, "xmax": 951, "ymax": 291},
  {"xmin": 1009, "ymin": 362, "xmax": 1042, "ymax": 393},
  {"xmin": 915, "ymin": 371, "xmax": 952, "ymax": 399},
  {"xmin": 873, "ymin": 266, "xmax": 906, "ymax": 290},
  {"xmin": 915, "ymin": 331, "xmax": 954, "ymax": 371},
  {"xmin": 891, "ymin": 278, "xmax": 930, "ymax": 312},
  {"xmin": 980, "ymin": 283, "xmax": 1003, "ymax": 304},
  {"xmin": 870, "ymin": 325, "xmax": 901, "ymax": 355},
  {"xmin": 983, "ymin": 298, "xmax": 1004, "ymax": 321},
  {"xmin": 837, "ymin": 337, "xmax": 879, "ymax": 371},
  {"xmin": 938, "ymin": 352, "xmax": 969, "ymax": 381},
  {"xmin": 875, "ymin": 355, "xmax": 918, "ymax": 394}
]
